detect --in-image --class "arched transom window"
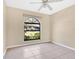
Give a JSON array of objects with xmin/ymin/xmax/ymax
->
[{"xmin": 24, "ymin": 16, "xmax": 40, "ymax": 41}]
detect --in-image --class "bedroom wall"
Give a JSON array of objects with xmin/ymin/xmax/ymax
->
[
  {"xmin": 7, "ymin": 7, "xmax": 51, "ymax": 47},
  {"xmin": 3, "ymin": 2, "xmax": 8, "ymax": 54},
  {"xmin": 50, "ymin": 5, "xmax": 75, "ymax": 48}
]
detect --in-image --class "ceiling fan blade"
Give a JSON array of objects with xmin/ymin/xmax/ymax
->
[
  {"xmin": 48, "ymin": 0, "xmax": 63, "ymax": 2},
  {"xmin": 38, "ymin": 4, "xmax": 44, "ymax": 10},
  {"xmin": 30, "ymin": 2, "xmax": 43, "ymax": 4},
  {"xmin": 46, "ymin": 4, "xmax": 52, "ymax": 10}
]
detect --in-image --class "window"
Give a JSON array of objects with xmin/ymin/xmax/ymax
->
[{"xmin": 24, "ymin": 16, "xmax": 40, "ymax": 41}]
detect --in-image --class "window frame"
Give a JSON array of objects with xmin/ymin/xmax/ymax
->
[{"xmin": 24, "ymin": 16, "xmax": 40, "ymax": 41}]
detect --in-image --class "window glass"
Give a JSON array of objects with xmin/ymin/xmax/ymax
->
[{"xmin": 24, "ymin": 16, "xmax": 40, "ymax": 41}]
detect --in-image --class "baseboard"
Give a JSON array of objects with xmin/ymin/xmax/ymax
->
[
  {"xmin": 7, "ymin": 41, "xmax": 50, "ymax": 49},
  {"xmin": 3, "ymin": 48, "xmax": 7, "ymax": 56},
  {"xmin": 7, "ymin": 44, "xmax": 27, "ymax": 49},
  {"xmin": 52, "ymin": 41, "xmax": 75, "ymax": 51}
]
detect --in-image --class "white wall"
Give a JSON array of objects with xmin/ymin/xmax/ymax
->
[
  {"xmin": 50, "ymin": 5, "xmax": 75, "ymax": 48},
  {"xmin": 7, "ymin": 7, "xmax": 51, "ymax": 47}
]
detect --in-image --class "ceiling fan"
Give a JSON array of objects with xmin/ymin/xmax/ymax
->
[{"xmin": 30, "ymin": 0, "xmax": 63, "ymax": 10}]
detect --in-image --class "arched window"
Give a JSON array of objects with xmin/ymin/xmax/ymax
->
[{"xmin": 24, "ymin": 16, "xmax": 40, "ymax": 41}]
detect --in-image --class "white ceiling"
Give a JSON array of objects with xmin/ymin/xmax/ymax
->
[{"xmin": 5, "ymin": 0, "xmax": 74, "ymax": 15}]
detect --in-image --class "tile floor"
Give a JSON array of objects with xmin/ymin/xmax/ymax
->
[{"xmin": 4, "ymin": 43, "xmax": 75, "ymax": 59}]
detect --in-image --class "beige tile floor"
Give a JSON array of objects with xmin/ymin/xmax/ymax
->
[{"xmin": 4, "ymin": 43, "xmax": 75, "ymax": 59}]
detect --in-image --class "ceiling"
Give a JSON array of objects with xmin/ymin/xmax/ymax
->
[{"xmin": 5, "ymin": 0, "xmax": 74, "ymax": 15}]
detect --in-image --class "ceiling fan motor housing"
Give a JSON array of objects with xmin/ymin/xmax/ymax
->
[{"xmin": 42, "ymin": 0, "xmax": 48, "ymax": 3}]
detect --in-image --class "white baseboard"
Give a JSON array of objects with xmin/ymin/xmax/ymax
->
[
  {"xmin": 52, "ymin": 41, "xmax": 75, "ymax": 51},
  {"xmin": 3, "ymin": 48, "xmax": 7, "ymax": 56},
  {"xmin": 7, "ymin": 41, "xmax": 50, "ymax": 49},
  {"xmin": 7, "ymin": 44, "xmax": 26, "ymax": 49}
]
